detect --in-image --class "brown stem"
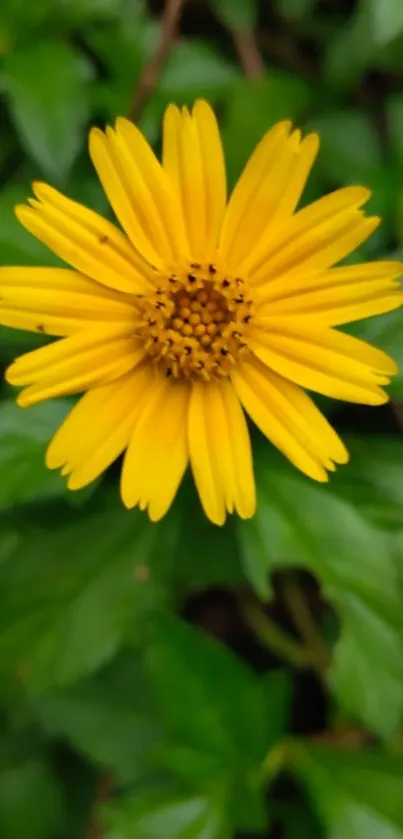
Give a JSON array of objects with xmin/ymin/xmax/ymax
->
[
  {"xmin": 85, "ymin": 774, "xmax": 113, "ymax": 839},
  {"xmin": 129, "ymin": 0, "xmax": 184, "ymax": 122},
  {"xmin": 391, "ymin": 401, "xmax": 403, "ymax": 430},
  {"xmin": 309, "ymin": 728, "xmax": 374, "ymax": 748},
  {"xmin": 231, "ymin": 28, "xmax": 265, "ymax": 78}
]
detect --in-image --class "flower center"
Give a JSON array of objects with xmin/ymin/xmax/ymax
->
[{"xmin": 138, "ymin": 262, "xmax": 254, "ymax": 381}]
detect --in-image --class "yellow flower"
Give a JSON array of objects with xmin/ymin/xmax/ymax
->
[{"xmin": 1, "ymin": 101, "xmax": 402, "ymax": 525}]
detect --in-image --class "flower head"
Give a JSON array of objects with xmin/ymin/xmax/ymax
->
[{"xmin": 1, "ymin": 101, "xmax": 402, "ymax": 524}]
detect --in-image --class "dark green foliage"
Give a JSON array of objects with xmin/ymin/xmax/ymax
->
[{"xmin": 0, "ymin": 0, "xmax": 403, "ymax": 836}]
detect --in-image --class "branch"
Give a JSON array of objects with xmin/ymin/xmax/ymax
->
[
  {"xmin": 236, "ymin": 590, "xmax": 321, "ymax": 669},
  {"xmin": 130, "ymin": 0, "xmax": 184, "ymax": 122},
  {"xmin": 309, "ymin": 728, "xmax": 374, "ymax": 748},
  {"xmin": 282, "ymin": 577, "xmax": 330, "ymax": 676},
  {"xmin": 85, "ymin": 774, "xmax": 112, "ymax": 839},
  {"xmin": 231, "ymin": 28, "xmax": 265, "ymax": 79},
  {"xmin": 391, "ymin": 401, "xmax": 403, "ymax": 430}
]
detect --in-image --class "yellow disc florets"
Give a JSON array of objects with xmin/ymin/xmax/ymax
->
[{"xmin": 138, "ymin": 262, "xmax": 254, "ymax": 381}]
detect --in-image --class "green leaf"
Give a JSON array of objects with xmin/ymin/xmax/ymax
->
[
  {"xmin": 324, "ymin": 9, "xmax": 375, "ymax": 89},
  {"xmin": 84, "ymin": 11, "xmax": 157, "ymax": 111},
  {"xmin": 55, "ymin": 756, "xmax": 94, "ymax": 839},
  {"xmin": 104, "ymin": 785, "xmax": 231, "ymax": 839},
  {"xmin": 0, "ymin": 757, "xmax": 64, "ymax": 839},
  {"xmin": 145, "ymin": 616, "xmax": 287, "ymax": 831},
  {"xmin": 0, "ymin": 328, "xmax": 49, "ymax": 368},
  {"xmin": 308, "ymin": 110, "xmax": 382, "ymax": 183},
  {"xmin": 369, "ymin": 0, "xmax": 403, "ymax": 46},
  {"xmin": 56, "ymin": 0, "xmax": 129, "ymax": 25},
  {"xmin": 386, "ymin": 93, "xmax": 403, "ymax": 166},
  {"xmin": 0, "ymin": 495, "xmax": 170, "ymax": 692},
  {"xmin": 0, "ymin": 400, "xmax": 70, "ymax": 510},
  {"xmin": 209, "ymin": 0, "xmax": 258, "ymax": 30},
  {"xmin": 331, "ymin": 593, "xmax": 403, "ymax": 743},
  {"xmin": 159, "ymin": 488, "xmax": 245, "ymax": 590},
  {"xmin": 89, "ymin": 30, "xmax": 238, "ymax": 117},
  {"xmin": 274, "ymin": 0, "xmax": 315, "ymax": 23},
  {"xmin": 330, "ymin": 437, "xmax": 403, "ymax": 530},
  {"xmin": 281, "ymin": 802, "xmax": 324, "ymax": 839},
  {"xmin": 0, "ymin": 0, "xmax": 52, "ymax": 39},
  {"xmin": 355, "ymin": 308, "xmax": 403, "ymax": 398},
  {"xmin": 222, "ymin": 74, "xmax": 313, "ymax": 188},
  {"xmin": 361, "ymin": 166, "xmax": 397, "ymax": 249},
  {"xmin": 239, "ymin": 454, "xmax": 403, "ymax": 737},
  {"xmin": 292, "ymin": 742, "xmax": 403, "ymax": 839},
  {"xmin": 376, "ymin": 31, "xmax": 403, "ymax": 72},
  {"xmin": 1, "ymin": 41, "xmax": 92, "ymax": 181},
  {"xmin": 37, "ymin": 651, "xmax": 162, "ymax": 785},
  {"xmin": 160, "ymin": 40, "xmax": 239, "ymax": 100},
  {"xmin": 0, "ymin": 178, "xmax": 62, "ymax": 266},
  {"xmin": 305, "ymin": 109, "xmax": 395, "ymax": 250},
  {"xmin": 147, "ymin": 615, "xmax": 282, "ymax": 769}
]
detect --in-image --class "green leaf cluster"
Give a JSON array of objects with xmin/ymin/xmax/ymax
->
[{"xmin": 1, "ymin": 1, "xmax": 403, "ymax": 837}]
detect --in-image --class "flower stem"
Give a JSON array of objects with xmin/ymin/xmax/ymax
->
[
  {"xmin": 282, "ymin": 577, "xmax": 330, "ymax": 676},
  {"xmin": 260, "ymin": 740, "xmax": 291, "ymax": 782},
  {"xmin": 237, "ymin": 590, "xmax": 320, "ymax": 669}
]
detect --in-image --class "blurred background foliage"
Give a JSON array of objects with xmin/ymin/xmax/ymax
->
[{"xmin": 1, "ymin": 0, "xmax": 403, "ymax": 837}]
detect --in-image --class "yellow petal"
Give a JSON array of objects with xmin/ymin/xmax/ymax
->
[
  {"xmin": 221, "ymin": 124, "xmax": 319, "ymax": 270},
  {"xmin": 89, "ymin": 121, "xmax": 187, "ymax": 268},
  {"xmin": 250, "ymin": 318, "xmax": 396, "ymax": 405},
  {"xmin": 162, "ymin": 100, "xmax": 227, "ymax": 258},
  {"xmin": 220, "ymin": 121, "xmax": 291, "ymax": 261},
  {"xmin": 188, "ymin": 380, "xmax": 225, "ymax": 525},
  {"xmin": 257, "ymin": 260, "xmax": 403, "ymax": 326},
  {"xmin": 121, "ymin": 376, "xmax": 189, "ymax": 521},
  {"xmin": 244, "ymin": 186, "xmax": 373, "ymax": 282},
  {"xmin": 187, "ymin": 380, "xmax": 255, "ymax": 523},
  {"xmin": 16, "ymin": 183, "xmax": 155, "ymax": 295},
  {"xmin": 267, "ymin": 286, "xmax": 403, "ymax": 327},
  {"xmin": 195, "ymin": 379, "xmax": 255, "ymax": 520},
  {"xmin": 6, "ymin": 327, "xmax": 144, "ymax": 407},
  {"xmin": 0, "ymin": 267, "xmax": 137, "ymax": 336},
  {"xmin": 232, "ymin": 357, "xmax": 349, "ymax": 482},
  {"xmin": 46, "ymin": 364, "xmax": 152, "ymax": 489}
]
